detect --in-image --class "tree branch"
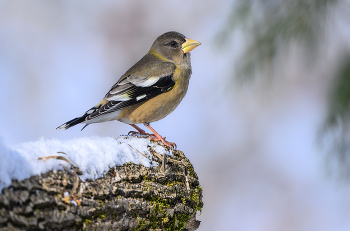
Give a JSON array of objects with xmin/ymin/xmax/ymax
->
[{"xmin": 0, "ymin": 148, "xmax": 203, "ymax": 231}]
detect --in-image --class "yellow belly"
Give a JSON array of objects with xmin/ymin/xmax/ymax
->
[{"xmin": 118, "ymin": 70, "xmax": 190, "ymax": 124}]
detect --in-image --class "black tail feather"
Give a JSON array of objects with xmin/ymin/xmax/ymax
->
[{"xmin": 56, "ymin": 114, "xmax": 88, "ymax": 130}]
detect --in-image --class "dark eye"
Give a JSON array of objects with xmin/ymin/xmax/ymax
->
[{"xmin": 170, "ymin": 41, "xmax": 177, "ymax": 46}]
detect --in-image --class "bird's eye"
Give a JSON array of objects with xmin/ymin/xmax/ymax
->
[{"xmin": 170, "ymin": 41, "xmax": 177, "ymax": 46}]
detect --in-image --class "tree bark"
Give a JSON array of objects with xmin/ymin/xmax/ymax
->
[{"xmin": 0, "ymin": 147, "xmax": 203, "ymax": 231}]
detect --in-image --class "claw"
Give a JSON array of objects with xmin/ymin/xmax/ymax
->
[
  {"xmin": 149, "ymin": 135, "xmax": 176, "ymax": 149},
  {"xmin": 129, "ymin": 123, "xmax": 177, "ymax": 150}
]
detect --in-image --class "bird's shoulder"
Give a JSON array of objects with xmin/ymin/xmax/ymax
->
[
  {"xmin": 119, "ymin": 53, "xmax": 176, "ymax": 83},
  {"xmin": 105, "ymin": 54, "xmax": 176, "ymax": 98}
]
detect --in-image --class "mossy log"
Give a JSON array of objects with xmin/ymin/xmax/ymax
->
[{"xmin": 0, "ymin": 146, "xmax": 203, "ymax": 231}]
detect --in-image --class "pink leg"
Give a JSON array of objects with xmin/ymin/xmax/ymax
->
[
  {"xmin": 143, "ymin": 122, "xmax": 176, "ymax": 149},
  {"xmin": 129, "ymin": 124, "xmax": 154, "ymax": 136}
]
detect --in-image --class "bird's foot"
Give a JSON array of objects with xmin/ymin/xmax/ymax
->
[
  {"xmin": 149, "ymin": 136, "xmax": 176, "ymax": 149},
  {"xmin": 142, "ymin": 122, "xmax": 177, "ymax": 149}
]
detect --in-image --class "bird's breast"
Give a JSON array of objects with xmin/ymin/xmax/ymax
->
[{"xmin": 118, "ymin": 68, "xmax": 191, "ymax": 124}]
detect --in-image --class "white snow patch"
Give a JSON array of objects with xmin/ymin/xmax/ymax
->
[{"xmin": 0, "ymin": 136, "xmax": 172, "ymax": 193}]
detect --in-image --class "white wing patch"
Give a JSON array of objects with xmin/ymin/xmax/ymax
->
[
  {"xmin": 136, "ymin": 94, "xmax": 147, "ymax": 101},
  {"xmin": 130, "ymin": 76, "xmax": 160, "ymax": 87}
]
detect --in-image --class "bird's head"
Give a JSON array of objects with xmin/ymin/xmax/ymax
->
[{"xmin": 150, "ymin": 31, "xmax": 201, "ymax": 64}]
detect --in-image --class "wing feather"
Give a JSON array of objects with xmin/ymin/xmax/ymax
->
[{"xmin": 85, "ymin": 58, "xmax": 176, "ymax": 121}]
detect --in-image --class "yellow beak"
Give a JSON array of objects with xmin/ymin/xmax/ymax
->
[{"xmin": 182, "ymin": 38, "xmax": 201, "ymax": 53}]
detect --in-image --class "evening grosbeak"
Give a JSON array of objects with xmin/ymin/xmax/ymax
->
[{"xmin": 57, "ymin": 31, "xmax": 201, "ymax": 148}]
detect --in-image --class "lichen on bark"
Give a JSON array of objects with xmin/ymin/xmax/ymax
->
[{"xmin": 0, "ymin": 141, "xmax": 203, "ymax": 231}]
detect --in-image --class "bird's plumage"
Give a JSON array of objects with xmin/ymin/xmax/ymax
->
[{"xmin": 57, "ymin": 31, "xmax": 200, "ymax": 147}]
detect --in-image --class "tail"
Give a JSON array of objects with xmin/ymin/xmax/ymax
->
[
  {"xmin": 56, "ymin": 114, "xmax": 89, "ymax": 130},
  {"xmin": 57, "ymin": 99, "xmax": 108, "ymax": 131}
]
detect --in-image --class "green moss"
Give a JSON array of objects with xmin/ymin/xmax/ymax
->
[
  {"xmin": 83, "ymin": 218, "xmax": 92, "ymax": 226},
  {"xmin": 142, "ymin": 192, "xmax": 202, "ymax": 230},
  {"xmin": 143, "ymin": 182, "xmax": 151, "ymax": 191},
  {"xmin": 164, "ymin": 213, "xmax": 191, "ymax": 231},
  {"xmin": 192, "ymin": 186, "xmax": 201, "ymax": 202},
  {"xmin": 135, "ymin": 219, "xmax": 147, "ymax": 231},
  {"xmin": 191, "ymin": 185, "xmax": 203, "ymax": 213},
  {"xmin": 166, "ymin": 181, "xmax": 174, "ymax": 187},
  {"xmin": 91, "ymin": 210, "xmax": 108, "ymax": 221},
  {"xmin": 78, "ymin": 151, "xmax": 203, "ymax": 231},
  {"xmin": 143, "ymin": 195, "xmax": 171, "ymax": 229},
  {"xmin": 78, "ymin": 209, "xmax": 119, "ymax": 230},
  {"xmin": 145, "ymin": 195, "xmax": 169, "ymax": 209},
  {"xmin": 186, "ymin": 163, "xmax": 197, "ymax": 178},
  {"xmin": 97, "ymin": 199, "xmax": 104, "ymax": 207}
]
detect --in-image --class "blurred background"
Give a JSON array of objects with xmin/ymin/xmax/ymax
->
[{"xmin": 1, "ymin": 0, "xmax": 350, "ymax": 230}]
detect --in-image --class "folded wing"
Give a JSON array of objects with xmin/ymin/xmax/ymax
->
[{"xmin": 85, "ymin": 61, "xmax": 176, "ymax": 121}]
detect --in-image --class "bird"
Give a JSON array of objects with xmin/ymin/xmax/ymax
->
[{"xmin": 57, "ymin": 31, "xmax": 201, "ymax": 148}]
